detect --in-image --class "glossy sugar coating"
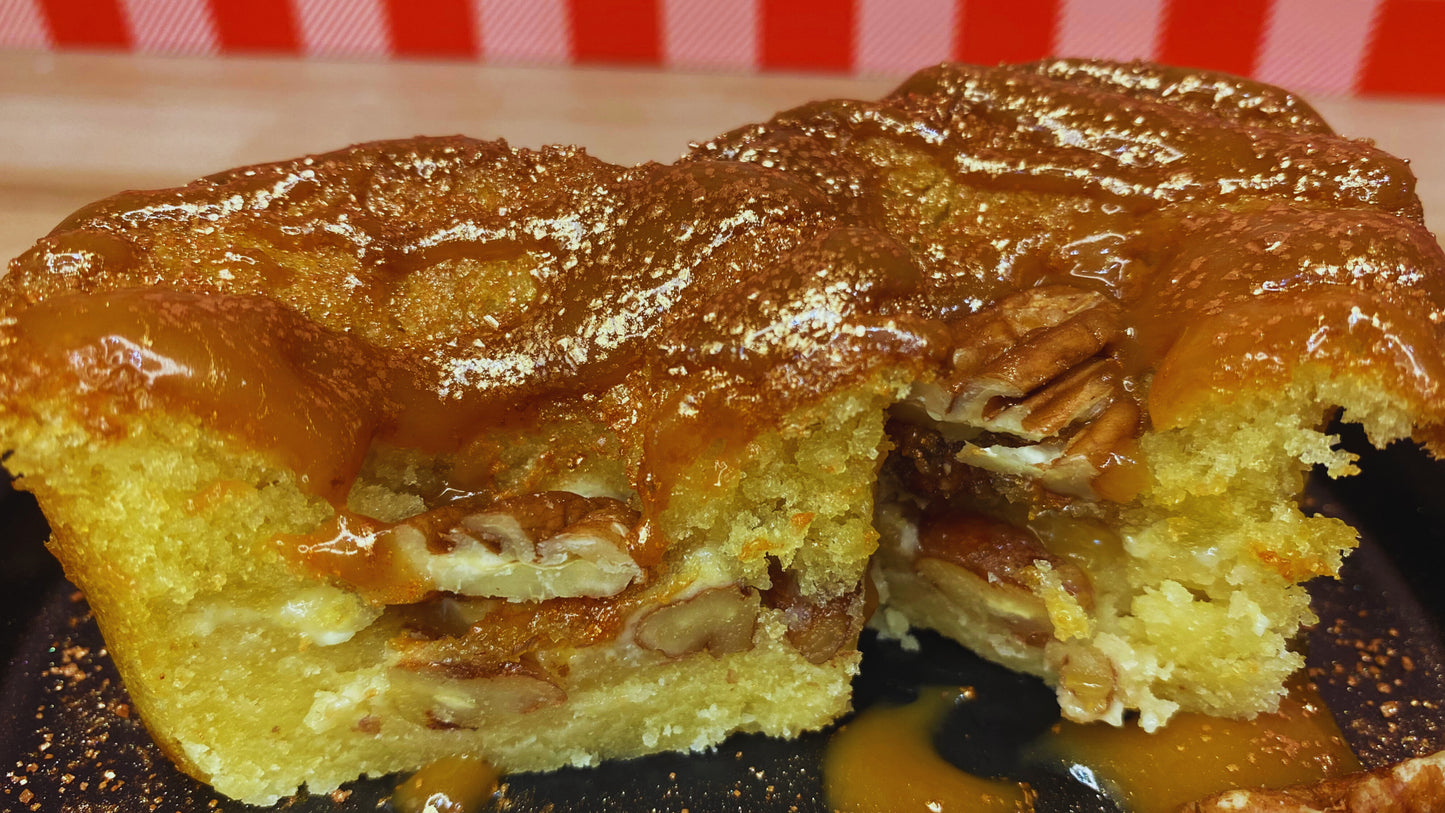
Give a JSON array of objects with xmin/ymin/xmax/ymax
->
[{"xmin": 694, "ymin": 60, "xmax": 1445, "ymax": 435}]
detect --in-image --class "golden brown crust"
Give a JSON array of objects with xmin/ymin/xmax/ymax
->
[{"xmin": 695, "ymin": 59, "xmax": 1445, "ymax": 433}]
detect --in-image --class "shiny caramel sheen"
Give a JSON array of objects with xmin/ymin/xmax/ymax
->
[
  {"xmin": 1038, "ymin": 677, "xmax": 1361, "ymax": 812},
  {"xmin": 824, "ymin": 687, "xmax": 1034, "ymax": 812},
  {"xmin": 3, "ymin": 59, "xmax": 1445, "ymax": 588},
  {"xmin": 694, "ymin": 61, "xmax": 1445, "ymax": 429},
  {"xmin": 824, "ymin": 679, "xmax": 1358, "ymax": 813},
  {"xmin": 391, "ymin": 755, "xmax": 499, "ymax": 813}
]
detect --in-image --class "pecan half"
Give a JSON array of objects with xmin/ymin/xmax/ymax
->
[
  {"xmin": 1181, "ymin": 749, "xmax": 1445, "ymax": 813},
  {"xmin": 913, "ymin": 508, "xmax": 1093, "ymax": 647},
  {"xmin": 898, "ymin": 285, "xmax": 1137, "ymax": 496},
  {"xmin": 395, "ymin": 661, "xmax": 568, "ymax": 731},
  {"xmin": 390, "ymin": 492, "xmax": 644, "ymax": 602},
  {"xmin": 634, "ymin": 586, "xmax": 761, "ymax": 658}
]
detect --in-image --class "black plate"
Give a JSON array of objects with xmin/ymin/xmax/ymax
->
[{"xmin": 3, "ymin": 423, "xmax": 1444, "ymax": 813}]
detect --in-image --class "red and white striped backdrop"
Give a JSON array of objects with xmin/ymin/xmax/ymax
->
[{"xmin": 2, "ymin": 0, "xmax": 1442, "ymax": 96}]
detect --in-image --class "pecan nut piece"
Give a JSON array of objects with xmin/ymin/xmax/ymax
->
[
  {"xmin": 392, "ymin": 662, "xmax": 568, "ymax": 731},
  {"xmin": 390, "ymin": 492, "xmax": 644, "ymax": 601},
  {"xmin": 1181, "ymin": 749, "xmax": 1445, "ymax": 813},
  {"xmin": 763, "ymin": 563, "xmax": 872, "ymax": 664},
  {"xmin": 898, "ymin": 285, "xmax": 1136, "ymax": 496},
  {"xmin": 634, "ymin": 586, "xmax": 761, "ymax": 658},
  {"xmin": 913, "ymin": 508, "xmax": 1094, "ymax": 648}
]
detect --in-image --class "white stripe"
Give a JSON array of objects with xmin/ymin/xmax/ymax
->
[
  {"xmin": 855, "ymin": 0, "xmax": 954, "ymax": 76},
  {"xmin": 295, "ymin": 0, "xmax": 392, "ymax": 58},
  {"xmin": 122, "ymin": 0, "xmax": 218, "ymax": 55},
  {"xmin": 662, "ymin": 0, "xmax": 757, "ymax": 71},
  {"xmin": 477, "ymin": 0, "xmax": 570, "ymax": 64},
  {"xmin": 1056, "ymin": 0, "xmax": 1164, "ymax": 62},
  {"xmin": 1257, "ymin": 0, "xmax": 1382, "ymax": 95},
  {"xmin": 0, "ymin": 0, "xmax": 50, "ymax": 48}
]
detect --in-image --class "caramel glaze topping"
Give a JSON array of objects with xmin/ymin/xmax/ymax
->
[
  {"xmin": 3, "ymin": 60, "xmax": 1445, "ymax": 603},
  {"xmin": 694, "ymin": 60, "xmax": 1445, "ymax": 431},
  {"xmin": 1, "ymin": 140, "xmax": 944, "ymax": 505}
]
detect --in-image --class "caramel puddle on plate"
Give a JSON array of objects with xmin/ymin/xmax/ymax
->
[
  {"xmin": 824, "ymin": 686, "xmax": 1034, "ymax": 812},
  {"xmin": 392, "ymin": 756, "xmax": 500, "ymax": 813},
  {"xmin": 825, "ymin": 678, "xmax": 1360, "ymax": 812},
  {"xmin": 1035, "ymin": 676, "xmax": 1362, "ymax": 812}
]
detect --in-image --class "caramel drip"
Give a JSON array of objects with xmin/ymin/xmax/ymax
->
[
  {"xmin": 2, "ymin": 288, "xmax": 399, "ymax": 503},
  {"xmin": 1037, "ymin": 677, "xmax": 1361, "ymax": 812},
  {"xmin": 392, "ymin": 756, "xmax": 499, "ymax": 813},
  {"xmin": 824, "ymin": 687, "xmax": 1034, "ymax": 812},
  {"xmin": 277, "ymin": 512, "xmax": 432, "ymax": 605},
  {"xmin": 824, "ymin": 677, "xmax": 1360, "ymax": 813}
]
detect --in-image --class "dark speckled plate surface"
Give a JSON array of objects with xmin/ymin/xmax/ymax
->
[{"xmin": 3, "ymin": 423, "xmax": 1444, "ymax": 813}]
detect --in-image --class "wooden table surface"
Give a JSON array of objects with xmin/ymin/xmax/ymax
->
[{"xmin": 2, "ymin": 51, "xmax": 1442, "ymax": 265}]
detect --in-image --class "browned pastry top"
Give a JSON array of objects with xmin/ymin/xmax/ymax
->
[
  {"xmin": 694, "ymin": 61, "xmax": 1445, "ymax": 430},
  {"xmin": 3, "ymin": 59, "xmax": 1444, "ymax": 515}
]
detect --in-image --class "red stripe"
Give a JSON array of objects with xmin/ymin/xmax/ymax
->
[
  {"xmin": 569, "ymin": 0, "xmax": 660, "ymax": 65},
  {"xmin": 38, "ymin": 0, "xmax": 130, "ymax": 48},
  {"xmin": 954, "ymin": 0, "xmax": 1057, "ymax": 65},
  {"xmin": 384, "ymin": 0, "xmax": 476, "ymax": 58},
  {"xmin": 1358, "ymin": 0, "xmax": 1445, "ymax": 96},
  {"xmin": 760, "ymin": 0, "xmax": 854, "ymax": 73},
  {"xmin": 210, "ymin": 0, "xmax": 300, "ymax": 53},
  {"xmin": 1157, "ymin": 0, "xmax": 1267, "ymax": 77}
]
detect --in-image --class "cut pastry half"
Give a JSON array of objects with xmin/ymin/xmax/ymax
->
[
  {"xmin": 693, "ymin": 58, "xmax": 1445, "ymax": 729},
  {"xmin": 0, "ymin": 139, "xmax": 908, "ymax": 803}
]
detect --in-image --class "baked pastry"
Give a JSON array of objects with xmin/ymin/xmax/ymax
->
[
  {"xmin": 0, "ymin": 140, "xmax": 902, "ymax": 803},
  {"xmin": 694, "ymin": 59, "xmax": 1445, "ymax": 729},
  {"xmin": 0, "ymin": 59, "xmax": 1442, "ymax": 806}
]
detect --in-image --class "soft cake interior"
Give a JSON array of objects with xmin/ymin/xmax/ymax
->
[
  {"xmin": 1, "ymin": 378, "xmax": 903, "ymax": 804},
  {"xmin": 870, "ymin": 374, "xmax": 1407, "ymax": 729},
  {"xmin": 3, "ymin": 354, "xmax": 1414, "ymax": 804}
]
